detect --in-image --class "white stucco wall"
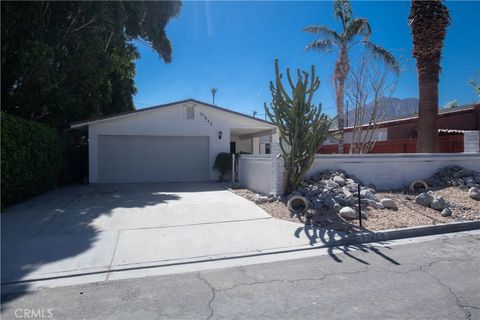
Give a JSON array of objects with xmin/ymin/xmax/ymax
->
[
  {"xmin": 239, "ymin": 152, "xmax": 480, "ymax": 195},
  {"xmin": 238, "ymin": 155, "xmax": 273, "ymax": 194},
  {"xmin": 306, "ymin": 153, "xmax": 480, "ymax": 190},
  {"xmin": 85, "ymin": 101, "xmax": 275, "ymax": 182}
]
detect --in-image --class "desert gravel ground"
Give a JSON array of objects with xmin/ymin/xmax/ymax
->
[{"xmin": 230, "ymin": 186, "xmax": 480, "ymax": 232}]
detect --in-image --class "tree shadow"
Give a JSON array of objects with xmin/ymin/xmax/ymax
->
[
  {"xmin": 294, "ymin": 218, "xmax": 400, "ymax": 266},
  {"xmin": 1, "ymin": 182, "xmax": 223, "ymax": 307}
]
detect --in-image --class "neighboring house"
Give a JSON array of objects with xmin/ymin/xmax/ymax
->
[
  {"xmin": 320, "ymin": 103, "xmax": 480, "ymax": 153},
  {"xmin": 71, "ymin": 99, "xmax": 277, "ymax": 183}
]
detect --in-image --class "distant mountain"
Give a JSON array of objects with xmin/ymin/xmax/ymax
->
[{"xmin": 345, "ymin": 97, "xmax": 419, "ymax": 126}]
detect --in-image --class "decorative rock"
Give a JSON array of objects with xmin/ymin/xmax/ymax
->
[
  {"xmin": 312, "ymin": 198, "xmax": 324, "ymax": 209},
  {"xmin": 345, "ymin": 178, "xmax": 355, "ymax": 185},
  {"xmin": 333, "ymin": 175, "xmax": 346, "ymax": 186},
  {"xmin": 468, "ymin": 187, "xmax": 480, "ymax": 200},
  {"xmin": 370, "ymin": 201, "xmax": 385, "ymax": 209},
  {"xmin": 380, "ymin": 198, "xmax": 397, "ymax": 210},
  {"xmin": 431, "ymin": 196, "xmax": 448, "ymax": 211},
  {"xmin": 254, "ymin": 195, "xmax": 269, "ymax": 204},
  {"xmin": 341, "ymin": 186, "xmax": 353, "ymax": 198},
  {"xmin": 334, "ymin": 195, "xmax": 351, "ymax": 206},
  {"xmin": 360, "ymin": 189, "xmax": 379, "ymax": 202},
  {"xmin": 415, "ymin": 192, "xmax": 434, "ymax": 208},
  {"xmin": 310, "ymin": 185, "xmax": 322, "ymax": 195},
  {"xmin": 339, "ymin": 206, "xmax": 357, "ymax": 219},
  {"xmin": 333, "ymin": 203, "xmax": 342, "ymax": 212},
  {"xmin": 325, "ymin": 180, "xmax": 340, "ymax": 190},
  {"xmin": 441, "ymin": 207, "xmax": 453, "ymax": 217},
  {"xmin": 323, "ymin": 196, "xmax": 336, "ymax": 208}
]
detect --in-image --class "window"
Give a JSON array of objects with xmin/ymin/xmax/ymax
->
[{"xmin": 186, "ymin": 106, "xmax": 194, "ymax": 119}]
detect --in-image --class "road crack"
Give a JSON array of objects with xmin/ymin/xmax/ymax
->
[
  {"xmin": 197, "ymin": 272, "xmax": 216, "ymax": 320},
  {"xmin": 419, "ymin": 265, "xmax": 476, "ymax": 320}
]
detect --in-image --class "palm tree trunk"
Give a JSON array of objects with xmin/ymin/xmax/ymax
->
[
  {"xmin": 416, "ymin": 57, "xmax": 439, "ymax": 153},
  {"xmin": 336, "ymin": 80, "xmax": 345, "ymax": 154},
  {"xmin": 334, "ymin": 50, "xmax": 349, "ymax": 154}
]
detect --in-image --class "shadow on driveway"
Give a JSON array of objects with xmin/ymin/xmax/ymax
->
[{"xmin": 1, "ymin": 182, "xmax": 227, "ymax": 306}]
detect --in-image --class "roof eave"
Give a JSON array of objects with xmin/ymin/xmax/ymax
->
[{"xmin": 70, "ymin": 99, "xmax": 275, "ymax": 128}]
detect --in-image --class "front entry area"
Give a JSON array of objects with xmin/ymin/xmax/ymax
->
[{"xmin": 97, "ymin": 135, "xmax": 210, "ymax": 183}]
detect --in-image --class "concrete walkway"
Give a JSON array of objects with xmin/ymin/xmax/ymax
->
[{"xmin": 1, "ymin": 183, "xmax": 345, "ymax": 291}]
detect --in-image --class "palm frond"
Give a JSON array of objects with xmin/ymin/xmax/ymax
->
[
  {"xmin": 305, "ymin": 39, "xmax": 334, "ymax": 53},
  {"xmin": 362, "ymin": 40, "xmax": 400, "ymax": 74},
  {"xmin": 304, "ymin": 25, "xmax": 340, "ymax": 42},
  {"xmin": 333, "ymin": 0, "xmax": 353, "ymax": 29},
  {"xmin": 344, "ymin": 18, "xmax": 371, "ymax": 41}
]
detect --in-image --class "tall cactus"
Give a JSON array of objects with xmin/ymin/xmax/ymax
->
[{"xmin": 265, "ymin": 59, "xmax": 334, "ymax": 192}]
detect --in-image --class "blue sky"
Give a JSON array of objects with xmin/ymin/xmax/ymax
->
[{"xmin": 133, "ymin": 0, "xmax": 480, "ymax": 118}]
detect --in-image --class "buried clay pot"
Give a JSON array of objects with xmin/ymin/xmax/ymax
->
[{"xmin": 287, "ymin": 195, "xmax": 309, "ymax": 212}]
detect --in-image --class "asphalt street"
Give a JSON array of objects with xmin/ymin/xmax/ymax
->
[{"xmin": 1, "ymin": 230, "xmax": 479, "ymax": 320}]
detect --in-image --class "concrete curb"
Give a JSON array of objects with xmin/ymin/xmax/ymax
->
[{"xmin": 331, "ymin": 220, "xmax": 480, "ymax": 248}]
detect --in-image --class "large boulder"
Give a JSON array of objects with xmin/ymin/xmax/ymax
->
[
  {"xmin": 415, "ymin": 192, "xmax": 434, "ymax": 208},
  {"xmin": 469, "ymin": 187, "xmax": 480, "ymax": 200},
  {"xmin": 369, "ymin": 201, "xmax": 385, "ymax": 209},
  {"xmin": 380, "ymin": 198, "xmax": 397, "ymax": 210},
  {"xmin": 430, "ymin": 196, "xmax": 448, "ymax": 211},
  {"xmin": 339, "ymin": 206, "xmax": 357, "ymax": 219}
]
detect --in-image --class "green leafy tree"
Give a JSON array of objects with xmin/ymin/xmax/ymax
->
[
  {"xmin": 409, "ymin": 0, "xmax": 450, "ymax": 152},
  {"xmin": 468, "ymin": 73, "xmax": 480, "ymax": 97},
  {"xmin": 305, "ymin": 0, "xmax": 399, "ymax": 154},
  {"xmin": 443, "ymin": 100, "xmax": 458, "ymax": 109},
  {"xmin": 1, "ymin": 1, "xmax": 181, "ymax": 128},
  {"xmin": 265, "ymin": 59, "xmax": 334, "ymax": 192}
]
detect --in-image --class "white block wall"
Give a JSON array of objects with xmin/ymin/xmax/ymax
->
[
  {"xmin": 240, "ymin": 152, "xmax": 480, "ymax": 194},
  {"xmin": 307, "ymin": 153, "xmax": 480, "ymax": 190},
  {"xmin": 238, "ymin": 155, "xmax": 273, "ymax": 195}
]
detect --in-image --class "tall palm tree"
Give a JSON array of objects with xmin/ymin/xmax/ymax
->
[
  {"xmin": 305, "ymin": 0, "xmax": 398, "ymax": 154},
  {"xmin": 210, "ymin": 87, "xmax": 218, "ymax": 105},
  {"xmin": 409, "ymin": 0, "xmax": 450, "ymax": 153}
]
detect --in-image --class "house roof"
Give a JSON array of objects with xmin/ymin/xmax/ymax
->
[
  {"xmin": 71, "ymin": 99, "xmax": 274, "ymax": 128},
  {"xmin": 341, "ymin": 103, "xmax": 480, "ymax": 132}
]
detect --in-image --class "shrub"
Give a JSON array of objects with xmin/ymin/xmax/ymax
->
[
  {"xmin": 213, "ymin": 152, "xmax": 232, "ymax": 182},
  {"xmin": 1, "ymin": 113, "xmax": 62, "ymax": 208}
]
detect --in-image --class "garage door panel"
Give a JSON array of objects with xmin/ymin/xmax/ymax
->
[{"xmin": 97, "ymin": 135, "xmax": 209, "ymax": 183}]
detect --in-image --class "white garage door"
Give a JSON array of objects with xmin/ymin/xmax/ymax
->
[{"xmin": 97, "ymin": 135, "xmax": 209, "ymax": 183}]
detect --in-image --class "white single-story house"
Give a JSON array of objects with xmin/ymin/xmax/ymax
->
[{"xmin": 71, "ymin": 99, "xmax": 277, "ymax": 183}]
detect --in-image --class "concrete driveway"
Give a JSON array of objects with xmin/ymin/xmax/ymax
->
[{"xmin": 1, "ymin": 183, "xmax": 343, "ymax": 291}]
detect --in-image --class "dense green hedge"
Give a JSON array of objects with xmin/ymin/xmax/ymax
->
[{"xmin": 1, "ymin": 113, "xmax": 62, "ymax": 208}]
